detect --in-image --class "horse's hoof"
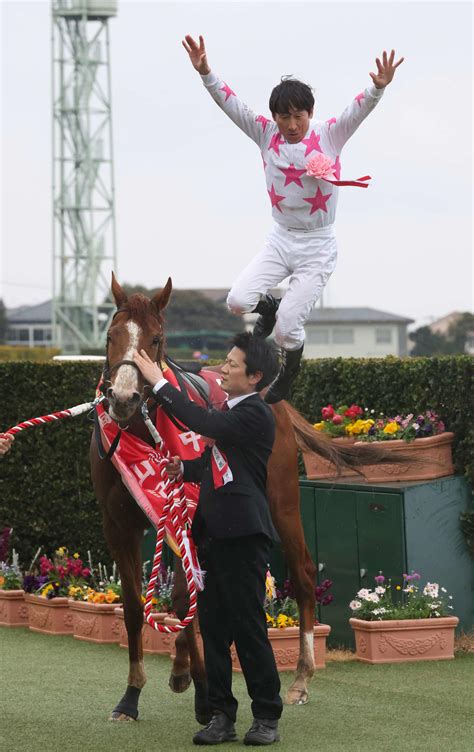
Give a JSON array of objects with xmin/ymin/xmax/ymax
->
[
  {"xmin": 109, "ymin": 711, "xmax": 137, "ymax": 721},
  {"xmin": 169, "ymin": 671, "xmax": 192, "ymax": 693},
  {"xmin": 285, "ymin": 687, "xmax": 309, "ymax": 705}
]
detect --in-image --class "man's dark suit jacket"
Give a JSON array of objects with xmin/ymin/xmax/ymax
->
[{"xmin": 154, "ymin": 383, "xmax": 278, "ymax": 542}]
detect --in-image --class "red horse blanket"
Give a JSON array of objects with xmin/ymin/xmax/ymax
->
[{"xmin": 96, "ymin": 365, "xmax": 225, "ymax": 559}]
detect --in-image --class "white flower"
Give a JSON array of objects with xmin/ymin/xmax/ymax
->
[
  {"xmin": 365, "ymin": 592, "xmax": 380, "ymax": 603},
  {"xmin": 373, "ymin": 607, "xmax": 387, "ymax": 616},
  {"xmin": 357, "ymin": 589, "xmax": 371, "ymax": 599},
  {"xmin": 434, "ymin": 611, "xmax": 440, "ymax": 617},
  {"xmin": 423, "ymin": 583, "xmax": 439, "ymax": 598},
  {"xmin": 441, "ymin": 587, "xmax": 447, "ymax": 593},
  {"xmin": 375, "ymin": 586, "xmax": 386, "ymax": 595},
  {"xmin": 449, "ymin": 595, "xmax": 453, "ymax": 599},
  {"xmin": 413, "ymin": 423, "xmax": 420, "ymax": 430},
  {"xmin": 349, "ymin": 600, "xmax": 362, "ymax": 610}
]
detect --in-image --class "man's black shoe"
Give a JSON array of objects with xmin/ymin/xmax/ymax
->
[
  {"xmin": 244, "ymin": 718, "xmax": 280, "ymax": 746},
  {"xmin": 193, "ymin": 712, "xmax": 237, "ymax": 745},
  {"xmin": 265, "ymin": 345, "xmax": 304, "ymax": 404},
  {"xmin": 252, "ymin": 295, "xmax": 280, "ymax": 339}
]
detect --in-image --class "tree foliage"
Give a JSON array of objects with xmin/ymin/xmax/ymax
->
[{"xmin": 410, "ymin": 313, "xmax": 474, "ymax": 356}]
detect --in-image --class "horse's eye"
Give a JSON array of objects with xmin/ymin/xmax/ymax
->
[{"xmin": 152, "ymin": 335, "xmax": 161, "ymax": 345}]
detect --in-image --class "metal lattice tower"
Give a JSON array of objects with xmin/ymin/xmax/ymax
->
[{"xmin": 52, "ymin": 0, "xmax": 118, "ymax": 352}]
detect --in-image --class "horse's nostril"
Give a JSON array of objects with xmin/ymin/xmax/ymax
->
[
  {"xmin": 131, "ymin": 392, "xmax": 141, "ymax": 404},
  {"xmin": 107, "ymin": 387, "xmax": 114, "ymax": 400}
]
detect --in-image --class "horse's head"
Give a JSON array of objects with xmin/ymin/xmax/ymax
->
[{"xmin": 104, "ymin": 272, "xmax": 172, "ymax": 424}]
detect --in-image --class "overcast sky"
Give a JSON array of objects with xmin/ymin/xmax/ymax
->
[{"xmin": 1, "ymin": 0, "xmax": 472, "ymax": 326}]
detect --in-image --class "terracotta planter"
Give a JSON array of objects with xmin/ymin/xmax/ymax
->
[
  {"xmin": 231, "ymin": 624, "xmax": 331, "ymax": 672},
  {"xmin": 114, "ymin": 608, "xmax": 179, "ymax": 654},
  {"xmin": 0, "ymin": 589, "xmax": 29, "ymax": 627},
  {"xmin": 69, "ymin": 599, "xmax": 121, "ymax": 644},
  {"xmin": 303, "ymin": 437, "xmax": 358, "ymax": 480},
  {"xmin": 25, "ymin": 593, "xmax": 73, "ymax": 635},
  {"xmin": 350, "ymin": 616, "xmax": 459, "ymax": 664},
  {"xmin": 304, "ymin": 432, "xmax": 454, "ymax": 483}
]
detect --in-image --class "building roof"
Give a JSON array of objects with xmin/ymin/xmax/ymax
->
[
  {"xmin": 7, "ymin": 300, "xmax": 52, "ymax": 324},
  {"xmin": 306, "ymin": 307, "xmax": 414, "ymax": 325}
]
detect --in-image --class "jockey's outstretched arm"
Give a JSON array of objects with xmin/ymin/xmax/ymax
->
[{"xmin": 182, "ymin": 33, "xmax": 268, "ymax": 147}]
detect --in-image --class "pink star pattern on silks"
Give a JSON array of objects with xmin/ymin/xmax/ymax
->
[
  {"xmin": 332, "ymin": 156, "xmax": 341, "ymax": 180},
  {"xmin": 301, "ymin": 130, "xmax": 322, "ymax": 156},
  {"xmin": 354, "ymin": 92, "xmax": 365, "ymax": 107},
  {"xmin": 256, "ymin": 115, "xmax": 271, "ymax": 132},
  {"xmin": 220, "ymin": 82, "xmax": 235, "ymax": 101},
  {"xmin": 267, "ymin": 183, "xmax": 285, "ymax": 213},
  {"xmin": 268, "ymin": 133, "xmax": 284, "ymax": 156},
  {"xmin": 303, "ymin": 187, "xmax": 332, "ymax": 215},
  {"xmin": 326, "ymin": 117, "xmax": 337, "ymax": 129},
  {"xmin": 278, "ymin": 163, "xmax": 306, "ymax": 188}
]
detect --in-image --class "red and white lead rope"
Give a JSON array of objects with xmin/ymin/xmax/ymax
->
[
  {"xmin": 0, "ymin": 398, "xmax": 102, "ymax": 438},
  {"xmin": 141, "ymin": 404, "xmax": 203, "ymax": 634}
]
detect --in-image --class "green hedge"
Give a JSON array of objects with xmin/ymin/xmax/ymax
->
[{"xmin": 0, "ymin": 356, "xmax": 472, "ymax": 568}]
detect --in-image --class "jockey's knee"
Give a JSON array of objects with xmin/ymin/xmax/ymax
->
[
  {"xmin": 226, "ymin": 289, "xmax": 258, "ymax": 315},
  {"xmin": 274, "ymin": 319, "xmax": 305, "ymax": 351}
]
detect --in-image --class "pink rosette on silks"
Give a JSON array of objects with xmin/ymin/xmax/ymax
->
[{"xmin": 306, "ymin": 153, "xmax": 371, "ymax": 188}]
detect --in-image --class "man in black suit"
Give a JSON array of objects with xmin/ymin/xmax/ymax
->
[{"xmin": 134, "ymin": 333, "xmax": 283, "ymax": 746}]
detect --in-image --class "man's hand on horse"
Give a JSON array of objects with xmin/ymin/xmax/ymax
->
[
  {"xmin": 182, "ymin": 34, "xmax": 211, "ymax": 75},
  {"xmin": 133, "ymin": 349, "xmax": 164, "ymax": 387},
  {"xmin": 0, "ymin": 433, "xmax": 14, "ymax": 456},
  {"xmin": 370, "ymin": 49, "xmax": 404, "ymax": 88}
]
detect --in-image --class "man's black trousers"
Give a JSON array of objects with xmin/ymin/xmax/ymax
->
[{"xmin": 197, "ymin": 533, "xmax": 283, "ymax": 723}]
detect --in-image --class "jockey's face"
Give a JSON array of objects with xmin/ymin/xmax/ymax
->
[
  {"xmin": 220, "ymin": 346, "xmax": 262, "ymax": 399},
  {"xmin": 273, "ymin": 107, "xmax": 313, "ymax": 144}
]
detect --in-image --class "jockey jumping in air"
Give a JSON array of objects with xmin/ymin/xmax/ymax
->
[{"xmin": 182, "ymin": 35, "xmax": 404, "ymax": 403}]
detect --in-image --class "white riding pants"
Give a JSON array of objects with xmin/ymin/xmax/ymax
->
[{"xmin": 227, "ymin": 223, "xmax": 338, "ymax": 351}]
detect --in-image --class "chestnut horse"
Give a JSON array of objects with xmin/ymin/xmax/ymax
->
[{"xmin": 91, "ymin": 274, "xmax": 395, "ymax": 722}]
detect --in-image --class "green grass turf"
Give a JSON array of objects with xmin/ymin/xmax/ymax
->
[{"xmin": 1, "ymin": 627, "xmax": 473, "ymax": 752}]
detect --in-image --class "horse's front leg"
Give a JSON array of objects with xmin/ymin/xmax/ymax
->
[
  {"xmin": 105, "ymin": 517, "xmax": 146, "ymax": 721},
  {"xmin": 169, "ymin": 559, "xmax": 212, "ymax": 724}
]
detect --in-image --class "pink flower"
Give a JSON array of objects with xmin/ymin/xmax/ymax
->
[
  {"xmin": 306, "ymin": 153, "xmax": 335, "ymax": 180},
  {"xmin": 321, "ymin": 405, "xmax": 335, "ymax": 420},
  {"xmin": 344, "ymin": 404, "xmax": 363, "ymax": 419},
  {"xmin": 332, "ymin": 414, "xmax": 343, "ymax": 425}
]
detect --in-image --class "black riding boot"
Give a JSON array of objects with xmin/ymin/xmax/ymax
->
[
  {"xmin": 264, "ymin": 345, "xmax": 304, "ymax": 404},
  {"xmin": 252, "ymin": 295, "xmax": 280, "ymax": 339}
]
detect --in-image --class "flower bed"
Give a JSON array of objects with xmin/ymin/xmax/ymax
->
[
  {"xmin": 304, "ymin": 404, "xmax": 453, "ymax": 482},
  {"xmin": 349, "ymin": 572, "xmax": 459, "ymax": 663}
]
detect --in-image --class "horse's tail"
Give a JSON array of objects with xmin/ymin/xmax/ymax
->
[{"xmin": 282, "ymin": 401, "xmax": 413, "ymax": 475}]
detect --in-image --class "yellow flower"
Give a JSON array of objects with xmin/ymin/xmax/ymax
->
[
  {"xmin": 383, "ymin": 422, "xmax": 400, "ymax": 435},
  {"xmin": 93, "ymin": 592, "xmax": 106, "ymax": 604},
  {"xmin": 41, "ymin": 584, "xmax": 53, "ymax": 597},
  {"xmin": 265, "ymin": 613, "xmax": 276, "ymax": 628},
  {"xmin": 396, "ymin": 585, "xmax": 401, "ymax": 590},
  {"xmin": 105, "ymin": 590, "xmax": 119, "ymax": 604},
  {"xmin": 0, "ymin": 576, "xmax": 5, "ymax": 588},
  {"xmin": 313, "ymin": 422, "xmax": 325, "ymax": 431},
  {"xmin": 73, "ymin": 553, "xmax": 80, "ymax": 559},
  {"xmin": 265, "ymin": 571, "xmax": 276, "ymax": 600}
]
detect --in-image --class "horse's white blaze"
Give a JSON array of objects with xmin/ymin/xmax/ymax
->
[
  {"xmin": 304, "ymin": 630, "xmax": 315, "ymax": 664},
  {"xmin": 113, "ymin": 321, "xmax": 141, "ymax": 399}
]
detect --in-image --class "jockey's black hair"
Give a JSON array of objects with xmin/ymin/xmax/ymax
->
[
  {"xmin": 231, "ymin": 332, "xmax": 279, "ymax": 391},
  {"xmin": 269, "ymin": 76, "xmax": 315, "ymax": 116}
]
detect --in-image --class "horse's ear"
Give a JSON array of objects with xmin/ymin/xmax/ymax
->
[
  {"xmin": 111, "ymin": 271, "xmax": 128, "ymax": 309},
  {"xmin": 152, "ymin": 277, "xmax": 172, "ymax": 313}
]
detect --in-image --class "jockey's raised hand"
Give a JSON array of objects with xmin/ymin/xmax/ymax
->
[
  {"xmin": 370, "ymin": 49, "xmax": 404, "ymax": 88},
  {"xmin": 182, "ymin": 34, "xmax": 211, "ymax": 75},
  {"xmin": 0, "ymin": 433, "xmax": 14, "ymax": 456}
]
